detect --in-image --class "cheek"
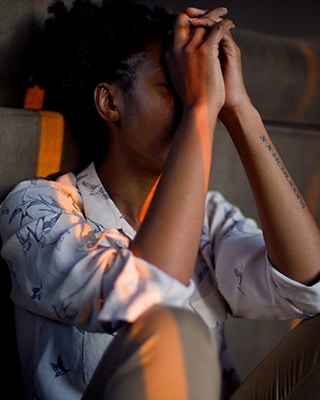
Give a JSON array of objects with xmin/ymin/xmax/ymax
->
[
  {"xmin": 155, "ymin": 91, "xmax": 176, "ymax": 123},
  {"xmin": 149, "ymin": 101, "xmax": 175, "ymax": 138},
  {"xmin": 124, "ymin": 87, "xmax": 177, "ymax": 142},
  {"xmin": 147, "ymin": 89, "xmax": 174, "ymax": 114},
  {"xmin": 139, "ymin": 93, "xmax": 175, "ymax": 129}
]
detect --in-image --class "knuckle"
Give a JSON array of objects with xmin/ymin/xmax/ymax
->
[{"xmin": 184, "ymin": 43, "xmax": 193, "ymax": 55}]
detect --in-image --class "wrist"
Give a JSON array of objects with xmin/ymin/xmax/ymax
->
[
  {"xmin": 219, "ymin": 98, "xmax": 257, "ymax": 125},
  {"xmin": 183, "ymin": 101, "xmax": 220, "ymax": 129},
  {"xmin": 218, "ymin": 100, "xmax": 265, "ymax": 144}
]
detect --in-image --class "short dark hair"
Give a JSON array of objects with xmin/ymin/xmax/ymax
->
[{"xmin": 31, "ymin": 0, "xmax": 175, "ymax": 166}]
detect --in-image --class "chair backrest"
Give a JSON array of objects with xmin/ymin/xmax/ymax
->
[{"xmin": 0, "ymin": 108, "xmax": 80, "ymax": 201}]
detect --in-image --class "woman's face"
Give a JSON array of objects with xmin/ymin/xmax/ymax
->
[{"xmin": 114, "ymin": 40, "xmax": 181, "ymax": 173}]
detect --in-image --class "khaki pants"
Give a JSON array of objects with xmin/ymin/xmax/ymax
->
[
  {"xmin": 83, "ymin": 307, "xmax": 320, "ymax": 400},
  {"xmin": 230, "ymin": 314, "xmax": 320, "ymax": 400},
  {"xmin": 82, "ymin": 305, "xmax": 221, "ymax": 400}
]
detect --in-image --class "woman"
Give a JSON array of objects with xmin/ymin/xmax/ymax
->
[{"xmin": 0, "ymin": 0, "xmax": 319, "ymax": 399}]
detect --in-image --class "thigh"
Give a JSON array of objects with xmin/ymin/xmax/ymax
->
[
  {"xmin": 230, "ymin": 315, "xmax": 320, "ymax": 400},
  {"xmin": 82, "ymin": 305, "xmax": 221, "ymax": 400}
]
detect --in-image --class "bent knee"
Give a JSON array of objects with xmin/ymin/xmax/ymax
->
[{"xmin": 133, "ymin": 305, "xmax": 209, "ymax": 339}]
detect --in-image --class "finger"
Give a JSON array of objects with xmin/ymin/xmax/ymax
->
[
  {"xmin": 187, "ymin": 7, "xmax": 228, "ymax": 48},
  {"xmin": 184, "ymin": 7, "xmax": 208, "ymax": 18},
  {"xmin": 205, "ymin": 7, "xmax": 228, "ymax": 20},
  {"xmin": 219, "ymin": 29, "xmax": 240, "ymax": 59},
  {"xmin": 189, "ymin": 7, "xmax": 228, "ymax": 29},
  {"xmin": 190, "ymin": 15, "xmax": 219, "ymax": 29},
  {"xmin": 188, "ymin": 24, "xmax": 207, "ymax": 48},
  {"xmin": 187, "ymin": 17, "xmax": 235, "ymax": 50},
  {"xmin": 205, "ymin": 18, "xmax": 235, "ymax": 44},
  {"xmin": 192, "ymin": 19, "xmax": 234, "ymax": 51}
]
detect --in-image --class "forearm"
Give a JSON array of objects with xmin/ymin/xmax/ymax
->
[
  {"xmin": 131, "ymin": 106, "xmax": 217, "ymax": 285},
  {"xmin": 220, "ymin": 103, "xmax": 320, "ymax": 285}
]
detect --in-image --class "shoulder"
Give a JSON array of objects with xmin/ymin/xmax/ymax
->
[{"xmin": 1, "ymin": 171, "xmax": 82, "ymax": 215}]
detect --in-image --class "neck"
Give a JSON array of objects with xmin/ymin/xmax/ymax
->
[{"xmin": 97, "ymin": 161, "xmax": 160, "ymax": 231}]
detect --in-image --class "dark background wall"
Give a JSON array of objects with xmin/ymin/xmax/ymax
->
[{"xmin": 143, "ymin": 0, "xmax": 320, "ymax": 39}]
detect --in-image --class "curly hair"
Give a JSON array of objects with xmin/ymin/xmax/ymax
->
[{"xmin": 30, "ymin": 0, "xmax": 175, "ymax": 167}]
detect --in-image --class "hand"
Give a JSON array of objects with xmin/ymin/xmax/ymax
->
[
  {"xmin": 185, "ymin": 8, "xmax": 251, "ymax": 113},
  {"xmin": 218, "ymin": 30, "xmax": 251, "ymax": 112},
  {"xmin": 166, "ymin": 7, "xmax": 235, "ymax": 113}
]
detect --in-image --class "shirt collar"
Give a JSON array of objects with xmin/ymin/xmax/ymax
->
[{"xmin": 76, "ymin": 162, "xmax": 136, "ymax": 239}]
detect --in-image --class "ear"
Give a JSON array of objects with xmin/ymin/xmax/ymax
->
[{"xmin": 94, "ymin": 83, "xmax": 120, "ymax": 122}]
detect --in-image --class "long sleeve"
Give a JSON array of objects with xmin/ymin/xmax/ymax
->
[{"xmin": 205, "ymin": 191, "xmax": 320, "ymax": 319}]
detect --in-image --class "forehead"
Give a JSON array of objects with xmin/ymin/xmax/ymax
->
[{"xmin": 129, "ymin": 40, "xmax": 167, "ymax": 76}]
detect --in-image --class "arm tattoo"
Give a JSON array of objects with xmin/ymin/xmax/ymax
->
[{"xmin": 260, "ymin": 135, "xmax": 306, "ymax": 208}]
